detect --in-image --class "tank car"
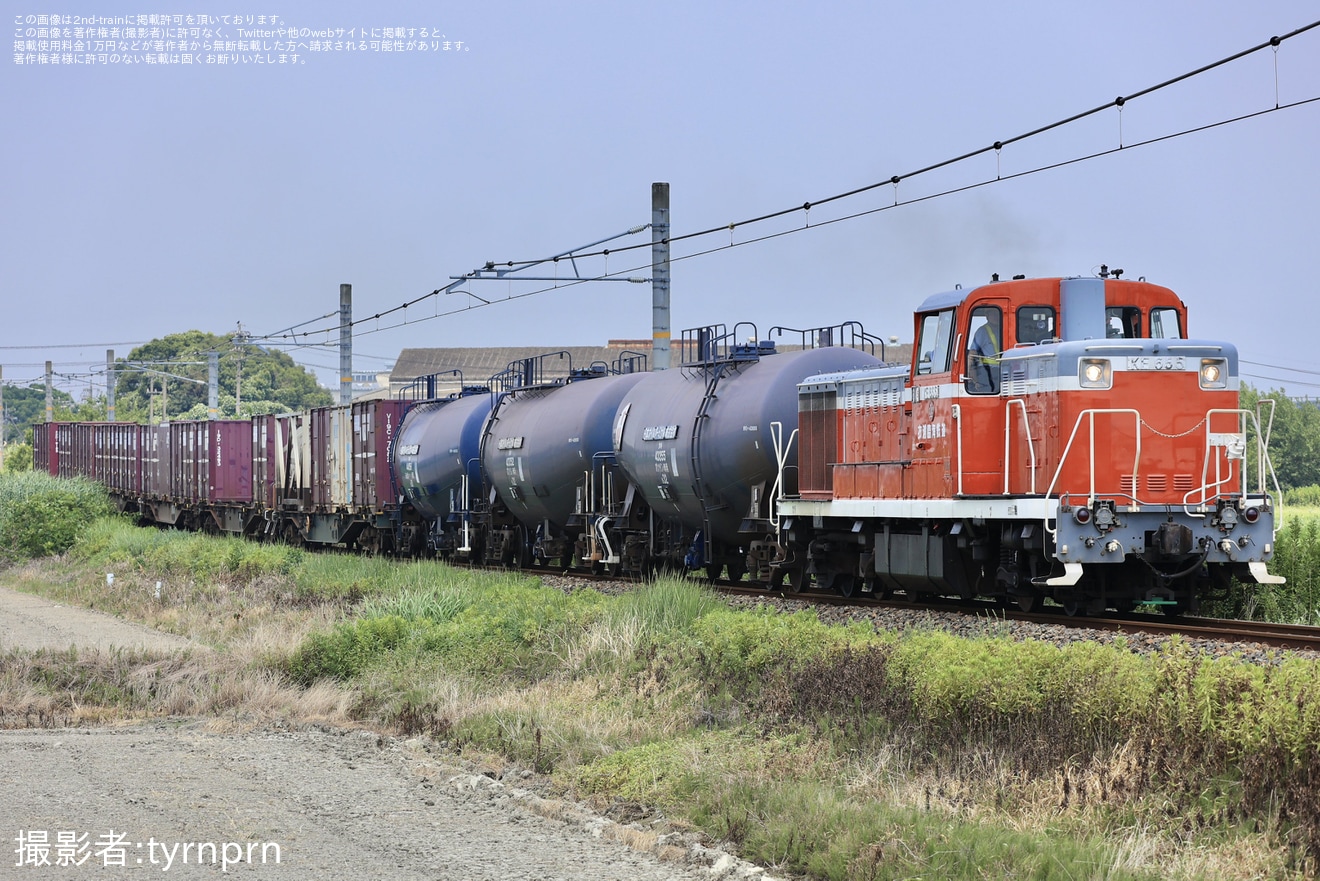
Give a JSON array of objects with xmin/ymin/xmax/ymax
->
[
  {"xmin": 392, "ymin": 385, "xmax": 494, "ymax": 559},
  {"xmin": 613, "ymin": 323, "xmax": 884, "ymax": 580},
  {"xmin": 476, "ymin": 354, "xmax": 648, "ymax": 568},
  {"xmin": 775, "ymin": 273, "xmax": 1283, "ymax": 613}
]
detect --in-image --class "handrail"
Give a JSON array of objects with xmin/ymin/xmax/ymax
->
[
  {"xmin": 952, "ymin": 404, "xmax": 963, "ymax": 496},
  {"xmin": 768, "ymin": 420, "xmax": 798, "ymax": 529},
  {"xmin": 1041, "ymin": 408, "xmax": 1141, "ymax": 543},
  {"xmin": 1044, "ymin": 409, "xmax": 1141, "ymax": 507},
  {"xmin": 1002, "ymin": 399, "xmax": 1038, "ymax": 495}
]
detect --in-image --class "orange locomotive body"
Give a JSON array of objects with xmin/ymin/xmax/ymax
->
[{"xmin": 777, "ymin": 274, "xmax": 1282, "ymax": 614}]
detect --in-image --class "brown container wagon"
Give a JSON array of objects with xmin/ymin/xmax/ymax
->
[
  {"xmin": 33, "ymin": 422, "xmax": 57, "ymax": 475},
  {"xmin": 98, "ymin": 422, "xmax": 144, "ymax": 496},
  {"xmin": 203, "ymin": 420, "xmax": 254, "ymax": 503},
  {"xmin": 309, "ymin": 405, "xmax": 353, "ymax": 509},
  {"xmin": 143, "ymin": 424, "xmax": 172, "ymax": 499},
  {"xmin": 352, "ymin": 399, "xmax": 407, "ymax": 512}
]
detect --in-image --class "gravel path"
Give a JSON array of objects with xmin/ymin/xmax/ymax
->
[
  {"xmin": 0, "ymin": 585, "xmax": 199, "ymax": 653},
  {"xmin": 1, "ymin": 723, "xmax": 751, "ymax": 880}
]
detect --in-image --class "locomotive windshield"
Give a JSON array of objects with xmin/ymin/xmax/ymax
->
[
  {"xmin": 1016, "ymin": 306, "xmax": 1056, "ymax": 344},
  {"xmin": 1150, "ymin": 307, "xmax": 1183, "ymax": 339},
  {"xmin": 1105, "ymin": 306, "xmax": 1141, "ymax": 338}
]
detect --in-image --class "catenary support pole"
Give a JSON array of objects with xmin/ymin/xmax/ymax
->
[
  {"xmin": 651, "ymin": 182, "xmax": 671, "ymax": 371},
  {"xmin": 45, "ymin": 361, "xmax": 53, "ymax": 423},
  {"xmin": 340, "ymin": 284, "xmax": 353, "ymax": 404},
  {"xmin": 208, "ymin": 351, "xmax": 219, "ymax": 421},
  {"xmin": 106, "ymin": 350, "xmax": 115, "ymax": 423}
]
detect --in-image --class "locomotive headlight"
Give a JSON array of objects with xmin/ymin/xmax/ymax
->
[
  {"xmin": 1079, "ymin": 358, "xmax": 1112, "ymax": 389},
  {"xmin": 1199, "ymin": 358, "xmax": 1227, "ymax": 389}
]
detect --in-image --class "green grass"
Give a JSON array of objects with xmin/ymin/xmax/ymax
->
[{"xmin": 0, "ymin": 471, "xmax": 111, "ymax": 564}]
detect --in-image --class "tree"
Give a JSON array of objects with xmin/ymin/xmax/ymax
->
[
  {"xmin": 112, "ymin": 331, "xmax": 332, "ymax": 421},
  {"xmin": 1240, "ymin": 385, "xmax": 1320, "ymax": 492},
  {"xmin": 1, "ymin": 385, "xmax": 85, "ymax": 444}
]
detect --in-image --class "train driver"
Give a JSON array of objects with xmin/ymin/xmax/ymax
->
[{"xmin": 965, "ymin": 307, "xmax": 1002, "ymax": 394}]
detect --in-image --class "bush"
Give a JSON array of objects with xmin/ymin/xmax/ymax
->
[
  {"xmin": 71, "ymin": 518, "xmax": 306, "ymax": 581},
  {"xmin": 0, "ymin": 472, "xmax": 111, "ymax": 563}
]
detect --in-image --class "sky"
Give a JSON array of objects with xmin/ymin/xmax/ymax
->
[{"xmin": 4, "ymin": 0, "xmax": 1319, "ymax": 402}]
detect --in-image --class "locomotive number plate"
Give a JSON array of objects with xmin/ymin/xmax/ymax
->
[{"xmin": 1125, "ymin": 356, "xmax": 1186, "ymax": 371}]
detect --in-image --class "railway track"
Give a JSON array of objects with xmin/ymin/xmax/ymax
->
[{"xmin": 711, "ymin": 581, "xmax": 1320, "ymax": 653}]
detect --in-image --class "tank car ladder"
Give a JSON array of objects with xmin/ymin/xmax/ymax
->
[{"xmin": 687, "ymin": 364, "xmax": 726, "ymax": 565}]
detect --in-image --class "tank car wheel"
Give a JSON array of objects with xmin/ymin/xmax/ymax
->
[
  {"xmin": 725, "ymin": 560, "xmax": 747, "ymax": 584},
  {"xmin": 778, "ymin": 567, "xmax": 808, "ymax": 594},
  {"xmin": 834, "ymin": 574, "xmax": 858, "ymax": 598}
]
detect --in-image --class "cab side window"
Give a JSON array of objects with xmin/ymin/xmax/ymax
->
[
  {"xmin": 916, "ymin": 309, "xmax": 955, "ymax": 375},
  {"xmin": 964, "ymin": 306, "xmax": 1002, "ymax": 395},
  {"xmin": 1017, "ymin": 306, "xmax": 1056, "ymax": 344}
]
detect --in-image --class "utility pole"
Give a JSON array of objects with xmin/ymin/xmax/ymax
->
[
  {"xmin": 106, "ymin": 350, "xmax": 115, "ymax": 422},
  {"xmin": 45, "ymin": 361, "xmax": 53, "ymax": 423},
  {"xmin": 340, "ymin": 283, "xmax": 353, "ymax": 405},
  {"xmin": 651, "ymin": 182, "xmax": 671, "ymax": 371},
  {"xmin": 232, "ymin": 322, "xmax": 247, "ymax": 414},
  {"xmin": 208, "ymin": 351, "xmax": 219, "ymax": 421}
]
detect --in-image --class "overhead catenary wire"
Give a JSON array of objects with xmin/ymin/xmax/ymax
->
[
  {"xmin": 276, "ymin": 95, "xmax": 1320, "ymax": 347},
  {"xmin": 260, "ymin": 18, "xmax": 1320, "ymax": 347}
]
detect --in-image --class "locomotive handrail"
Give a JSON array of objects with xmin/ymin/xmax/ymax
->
[
  {"xmin": 1185, "ymin": 408, "xmax": 1282, "ymax": 518},
  {"xmin": 1041, "ymin": 409, "xmax": 1142, "ymax": 546},
  {"xmin": 1002, "ymin": 399, "xmax": 1040, "ymax": 495},
  {"xmin": 952, "ymin": 404, "xmax": 964, "ymax": 497},
  {"xmin": 1045, "ymin": 408, "xmax": 1142, "ymax": 507},
  {"xmin": 768, "ymin": 420, "xmax": 798, "ymax": 528}
]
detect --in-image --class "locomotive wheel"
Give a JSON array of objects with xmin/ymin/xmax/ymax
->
[
  {"xmin": 725, "ymin": 560, "xmax": 747, "ymax": 583},
  {"xmin": 1060, "ymin": 595, "xmax": 1087, "ymax": 617},
  {"xmin": 834, "ymin": 574, "xmax": 858, "ymax": 598},
  {"xmin": 1014, "ymin": 592, "xmax": 1042, "ymax": 613},
  {"xmin": 1159, "ymin": 601, "xmax": 1187, "ymax": 618}
]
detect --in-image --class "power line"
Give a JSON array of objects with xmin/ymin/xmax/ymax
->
[
  {"xmin": 263, "ymin": 18, "xmax": 1320, "ymax": 346},
  {"xmin": 275, "ymin": 93, "xmax": 1320, "ymax": 346},
  {"xmin": 1242, "ymin": 372, "xmax": 1320, "ymax": 391},
  {"xmin": 1241, "ymin": 359, "xmax": 1320, "ymax": 377},
  {"xmin": 0, "ymin": 340, "xmax": 148, "ymax": 351}
]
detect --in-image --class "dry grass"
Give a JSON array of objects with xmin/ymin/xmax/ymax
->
[
  {"xmin": 0, "ymin": 644, "xmax": 360, "ymax": 731},
  {"xmin": 0, "ymin": 557, "xmax": 360, "ymax": 732}
]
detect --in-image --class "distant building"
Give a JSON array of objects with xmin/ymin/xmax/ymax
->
[
  {"xmin": 389, "ymin": 340, "xmax": 654, "ymax": 398},
  {"xmin": 388, "ymin": 338, "xmax": 910, "ymax": 399}
]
